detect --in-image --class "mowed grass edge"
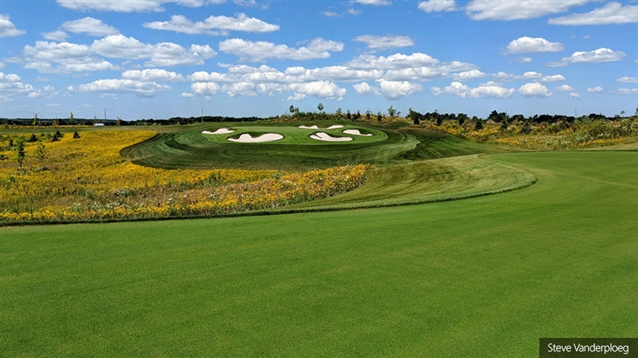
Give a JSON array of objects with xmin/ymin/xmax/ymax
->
[{"xmin": 1, "ymin": 151, "xmax": 636, "ymax": 357}]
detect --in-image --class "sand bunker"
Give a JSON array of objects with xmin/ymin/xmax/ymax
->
[
  {"xmin": 228, "ymin": 133, "xmax": 284, "ymax": 143},
  {"xmin": 343, "ymin": 129, "xmax": 373, "ymax": 137},
  {"xmin": 202, "ymin": 128, "xmax": 234, "ymax": 135},
  {"xmin": 310, "ymin": 132, "xmax": 353, "ymax": 142},
  {"xmin": 299, "ymin": 125, "xmax": 344, "ymax": 130}
]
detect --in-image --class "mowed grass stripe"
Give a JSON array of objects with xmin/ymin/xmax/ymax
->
[
  {"xmin": 288, "ymin": 154, "xmax": 536, "ymax": 210},
  {"xmin": 1, "ymin": 151, "xmax": 636, "ymax": 357}
]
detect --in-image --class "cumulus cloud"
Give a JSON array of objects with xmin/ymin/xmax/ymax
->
[
  {"xmin": 352, "ymin": 0, "xmax": 391, "ymax": 5},
  {"xmin": 122, "ymin": 69, "xmax": 185, "ymax": 82},
  {"xmin": 466, "ymin": 0, "xmax": 592, "ymax": 21},
  {"xmin": 552, "ymin": 48, "xmax": 626, "ymax": 66},
  {"xmin": 549, "ymin": 2, "xmax": 638, "ymax": 25},
  {"xmin": 61, "ymin": 17, "xmax": 120, "ymax": 37},
  {"xmin": 587, "ymin": 86, "xmax": 603, "ymax": 93},
  {"xmin": 569, "ymin": 93, "xmax": 581, "ymax": 99},
  {"xmin": 56, "ymin": 0, "xmax": 226, "ymax": 12},
  {"xmin": 219, "ymin": 37, "xmax": 343, "ymax": 61},
  {"xmin": 352, "ymin": 35, "xmax": 415, "ymax": 52},
  {"xmin": 15, "ymin": 40, "xmax": 119, "ymax": 74},
  {"xmin": 618, "ymin": 76, "xmax": 638, "ymax": 83},
  {"xmin": 42, "ymin": 30, "xmax": 69, "ymax": 41},
  {"xmin": 0, "ymin": 72, "xmax": 55, "ymax": 99},
  {"xmin": 346, "ymin": 52, "xmax": 438, "ymax": 70},
  {"xmin": 289, "ymin": 81, "xmax": 346, "ymax": 100},
  {"xmin": 432, "ymin": 81, "xmax": 515, "ymax": 98},
  {"xmin": 353, "ymin": 82, "xmax": 380, "ymax": 95},
  {"xmin": 542, "ymin": 74, "xmax": 566, "ymax": 82},
  {"xmin": 518, "ymin": 82, "xmax": 551, "ymax": 97},
  {"xmin": 504, "ymin": 36, "xmax": 564, "ymax": 54},
  {"xmin": 0, "ymin": 14, "xmax": 25, "ymax": 38},
  {"xmin": 523, "ymin": 71, "xmax": 543, "ymax": 79},
  {"xmin": 73, "ymin": 79, "xmax": 171, "ymax": 97},
  {"xmin": 143, "ymin": 13, "xmax": 279, "ymax": 35},
  {"xmin": 616, "ymin": 88, "xmax": 637, "ymax": 95},
  {"xmin": 555, "ymin": 84, "xmax": 574, "ymax": 92},
  {"xmin": 418, "ymin": 0, "xmax": 456, "ymax": 13},
  {"xmin": 451, "ymin": 69, "xmax": 485, "ymax": 81},
  {"xmin": 376, "ymin": 79, "xmax": 421, "ymax": 100},
  {"xmin": 92, "ymin": 35, "xmax": 216, "ymax": 66}
]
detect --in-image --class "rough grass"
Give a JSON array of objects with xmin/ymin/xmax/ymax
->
[{"xmin": 1, "ymin": 151, "xmax": 636, "ymax": 357}]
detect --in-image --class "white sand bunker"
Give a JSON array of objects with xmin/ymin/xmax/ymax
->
[
  {"xmin": 202, "ymin": 128, "xmax": 234, "ymax": 135},
  {"xmin": 299, "ymin": 124, "xmax": 344, "ymax": 130},
  {"xmin": 310, "ymin": 132, "xmax": 353, "ymax": 142},
  {"xmin": 228, "ymin": 133, "xmax": 284, "ymax": 143},
  {"xmin": 343, "ymin": 129, "xmax": 373, "ymax": 137}
]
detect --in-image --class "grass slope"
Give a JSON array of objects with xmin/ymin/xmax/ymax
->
[
  {"xmin": 1, "ymin": 151, "xmax": 636, "ymax": 357},
  {"xmin": 121, "ymin": 122, "xmax": 515, "ymax": 170}
]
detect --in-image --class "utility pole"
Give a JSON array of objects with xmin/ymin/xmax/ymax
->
[
  {"xmin": 104, "ymin": 108, "xmax": 106, "ymax": 121},
  {"xmin": 201, "ymin": 109, "xmax": 203, "ymax": 123}
]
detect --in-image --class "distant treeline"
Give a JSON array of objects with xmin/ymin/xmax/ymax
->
[
  {"xmin": 0, "ymin": 111, "xmax": 624, "ymax": 127},
  {"xmin": 0, "ymin": 116, "xmax": 264, "ymax": 126}
]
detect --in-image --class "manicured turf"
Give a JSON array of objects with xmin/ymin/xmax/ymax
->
[
  {"xmin": 121, "ymin": 121, "xmax": 515, "ymax": 170},
  {"xmin": 2, "ymin": 151, "xmax": 636, "ymax": 357}
]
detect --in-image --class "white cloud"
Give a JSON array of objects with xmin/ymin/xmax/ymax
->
[
  {"xmin": 523, "ymin": 71, "xmax": 543, "ymax": 79},
  {"xmin": 14, "ymin": 40, "xmax": 120, "ymax": 74},
  {"xmin": 451, "ymin": 69, "xmax": 485, "ymax": 81},
  {"xmin": 352, "ymin": 35, "xmax": 414, "ymax": 52},
  {"xmin": 56, "ymin": 0, "xmax": 226, "ymax": 12},
  {"xmin": 513, "ymin": 57, "xmax": 532, "ymax": 63},
  {"xmin": 618, "ymin": 76, "xmax": 638, "ymax": 83},
  {"xmin": 61, "ymin": 17, "xmax": 120, "ymax": 37},
  {"xmin": 377, "ymin": 79, "xmax": 422, "ymax": 100},
  {"xmin": 542, "ymin": 74, "xmax": 566, "ymax": 82},
  {"xmin": 75, "ymin": 79, "xmax": 171, "ymax": 97},
  {"xmin": 353, "ymin": 82, "xmax": 380, "ymax": 95},
  {"xmin": 219, "ymin": 37, "xmax": 343, "ymax": 61},
  {"xmin": 558, "ymin": 48, "xmax": 626, "ymax": 65},
  {"xmin": 616, "ymin": 88, "xmax": 637, "ymax": 95},
  {"xmin": 346, "ymin": 52, "xmax": 438, "ymax": 70},
  {"xmin": 0, "ymin": 14, "xmax": 25, "ymax": 38},
  {"xmin": 569, "ymin": 93, "xmax": 581, "ymax": 99},
  {"xmin": 549, "ymin": 2, "xmax": 638, "ymax": 25},
  {"xmin": 466, "ymin": 0, "xmax": 593, "ymax": 21},
  {"xmin": 42, "ymin": 30, "xmax": 69, "ymax": 41},
  {"xmin": 432, "ymin": 81, "xmax": 514, "ymax": 98},
  {"xmin": 0, "ymin": 62, "xmax": 5, "ymax": 69},
  {"xmin": 0, "ymin": 72, "xmax": 52, "ymax": 99},
  {"xmin": 122, "ymin": 69, "xmax": 185, "ymax": 82},
  {"xmin": 418, "ymin": 0, "xmax": 456, "ymax": 13},
  {"xmin": 191, "ymin": 82, "xmax": 221, "ymax": 96},
  {"xmin": 555, "ymin": 84, "xmax": 574, "ymax": 92},
  {"xmin": 519, "ymin": 82, "xmax": 551, "ymax": 97},
  {"xmin": 143, "ymin": 13, "xmax": 279, "ymax": 35},
  {"xmin": 504, "ymin": 36, "xmax": 564, "ymax": 54},
  {"xmin": 352, "ymin": 0, "xmax": 390, "ymax": 5},
  {"xmin": 92, "ymin": 35, "xmax": 216, "ymax": 66},
  {"xmin": 289, "ymin": 81, "xmax": 346, "ymax": 100},
  {"xmin": 234, "ymin": 0, "xmax": 256, "ymax": 6},
  {"xmin": 587, "ymin": 86, "xmax": 603, "ymax": 93}
]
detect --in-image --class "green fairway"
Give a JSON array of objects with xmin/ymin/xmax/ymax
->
[
  {"xmin": 2, "ymin": 151, "xmax": 636, "ymax": 357},
  {"xmin": 121, "ymin": 121, "xmax": 515, "ymax": 170}
]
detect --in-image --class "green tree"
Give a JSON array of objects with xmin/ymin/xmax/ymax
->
[
  {"xmin": 387, "ymin": 105, "xmax": 396, "ymax": 118},
  {"xmin": 12, "ymin": 136, "xmax": 26, "ymax": 172},
  {"xmin": 69, "ymin": 111, "xmax": 75, "ymax": 125},
  {"xmin": 377, "ymin": 111, "xmax": 382, "ymax": 122},
  {"xmin": 365, "ymin": 109, "xmax": 371, "ymax": 120},
  {"xmin": 32, "ymin": 112, "xmax": 39, "ymax": 126},
  {"xmin": 116, "ymin": 116, "xmax": 122, "ymax": 126},
  {"xmin": 34, "ymin": 140, "xmax": 47, "ymax": 167}
]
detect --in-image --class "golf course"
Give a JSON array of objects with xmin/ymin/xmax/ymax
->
[{"xmin": 1, "ymin": 121, "xmax": 637, "ymax": 357}]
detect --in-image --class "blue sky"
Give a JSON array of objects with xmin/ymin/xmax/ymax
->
[{"xmin": 0, "ymin": 0, "xmax": 636, "ymax": 120}]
